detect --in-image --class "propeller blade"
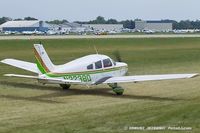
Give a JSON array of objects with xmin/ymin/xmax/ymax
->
[{"xmin": 113, "ymin": 50, "xmax": 122, "ymax": 62}]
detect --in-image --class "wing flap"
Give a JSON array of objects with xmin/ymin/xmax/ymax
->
[
  {"xmin": 1, "ymin": 59, "xmax": 38, "ymax": 73},
  {"xmin": 40, "ymin": 77, "xmax": 81, "ymax": 84},
  {"xmin": 103, "ymin": 74, "xmax": 198, "ymax": 84},
  {"xmin": 4, "ymin": 74, "xmax": 81, "ymax": 84}
]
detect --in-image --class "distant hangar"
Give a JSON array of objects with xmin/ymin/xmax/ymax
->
[
  {"xmin": 135, "ymin": 21, "xmax": 173, "ymax": 32},
  {"xmin": 83, "ymin": 24, "xmax": 123, "ymax": 32},
  {"xmin": 0, "ymin": 20, "xmax": 48, "ymax": 32}
]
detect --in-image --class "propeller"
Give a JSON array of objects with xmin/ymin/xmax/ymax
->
[
  {"xmin": 113, "ymin": 50, "xmax": 122, "ymax": 62},
  {"xmin": 112, "ymin": 50, "xmax": 130, "ymax": 76}
]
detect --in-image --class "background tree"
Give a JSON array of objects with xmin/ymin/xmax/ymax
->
[
  {"xmin": 24, "ymin": 17, "xmax": 38, "ymax": 20},
  {"xmin": 106, "ymin": 19, "xmax": 118, "ymax": 24},
  {"xmin": 14, "ymin": 18, "xmax": 23, "ymax": 21},
  {"xmin": 89, "ymin": 16, "xmax": 106, "ymax": 24},
  {"xmin": 0, "ymin": 17, "xmax": 12, "ymax": 24},
  {"xmin": 46, "ymin": 19, "xmax": 68, "ymax": 24},
  {"xmin": 121, "ymin": 20, "xmax": 135, "ymax": 29}
]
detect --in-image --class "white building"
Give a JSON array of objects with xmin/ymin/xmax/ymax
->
[
  {"xmin": 46, "ymin": 23, "xmax": 124, "ymax": 34},
  {"xmin": 83, "ymin": 24, "xmax": 123, "ymax": 33},
  {"xmin": 64, "ymin": 23, "xmax": 86, "ymax": 33},
  {"xmin": 47, "ymin": 24, "xmax": 60, "ymax": 31},
  {"xmin": 0, "ymin": 20, "xmax": 49, "ymax": 32},
  {"xmin": 135, "ymin": 21, "xmax": 172, "ymax": 32}
]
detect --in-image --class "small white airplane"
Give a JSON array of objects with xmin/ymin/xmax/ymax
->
[{"xmin": 1, "ymin": 44, "xmax": 198, "ymax": 95}]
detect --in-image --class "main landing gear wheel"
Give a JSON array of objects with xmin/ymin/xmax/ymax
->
[
  {"xmin": 60, "ymin": 84, "xmax": 71, "ymax": 90},
  {"xmin": 108, "ymin": 83, "xmax": 124, "ymax": 95}
]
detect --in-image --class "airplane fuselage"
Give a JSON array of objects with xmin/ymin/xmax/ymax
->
[{"xmin": 39, "ymin": 62, "xmax": 128, "ymax": 85}]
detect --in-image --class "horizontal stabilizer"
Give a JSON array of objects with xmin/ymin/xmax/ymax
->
[
  {"xmin": 4, "ymin": 74, "xmax": 38, "ymax": 79},
  {"xmin": 1, "ymin": 59, "xmax": 38, "ymax": 73}
]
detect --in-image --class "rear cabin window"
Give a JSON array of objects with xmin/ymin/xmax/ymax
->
[
  {"xmin": 95, "ymin": 60, "xmax": 102, "ymax": 69},
  {"xmin": 87, "ymin": 64, "xmax": 93, "ymax": 70},
  {"xmin": 103, "ymin": 58, "xmax": 112, "ymax": 68}
]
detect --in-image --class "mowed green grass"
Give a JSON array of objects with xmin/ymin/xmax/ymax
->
[{"xmin": 0, "ymin": 38, "xmax": 200, "ymax": 133}]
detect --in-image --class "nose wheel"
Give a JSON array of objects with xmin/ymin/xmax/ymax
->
[{"xmin": 108, "ymin": 83, "xmax": 124, "ymax": 95}]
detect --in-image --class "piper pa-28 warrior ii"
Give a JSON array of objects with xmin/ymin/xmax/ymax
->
[{"xmin": 1, "ymin": 44, "xmax": 198, "ymax": 95}]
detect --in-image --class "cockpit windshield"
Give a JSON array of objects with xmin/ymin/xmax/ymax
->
[{"xmin": 103, "ymin": 58, "xmax": 112, "ymax": 68}]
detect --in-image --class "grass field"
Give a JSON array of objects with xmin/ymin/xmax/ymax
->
[{"xmin": 0, "ymin": 38, "xmax": 200, "ymax": 133}]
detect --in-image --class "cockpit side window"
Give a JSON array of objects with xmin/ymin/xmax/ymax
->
[
  {"xmin": 95, "ymin": 60, "xmax": 102, "ymax": 69},
  {"xmin": 103, "ymin": 58, "xmax": 112, "ymax": 68},
  {"xmin": 87, "ymin": 64, "xmax": 93, "ymax": 70}
]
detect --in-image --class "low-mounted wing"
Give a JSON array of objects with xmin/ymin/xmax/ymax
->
[
  {"xmin": 4, "ymin": 74, "xmax": 38, "ymax": 79},
  {"xmin": 103, "ymin": 74, "xmax": 198, "ymax": 84},
  {"xmin": 1, "ymin": 59, "xmax": 38, "ymax": 73},
  {"xmin": 4, "ymin": 74, "xmax": 81, "ymax": 84}
]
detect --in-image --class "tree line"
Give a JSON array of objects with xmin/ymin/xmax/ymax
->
[
  {"xmin": 1, "ymin": 16, "xmax": 200, "ymax": 30},
  {"xmin": 0, "ymin": 16, "xmax": 38, "ymax": 25},
  {"xmin": 76, "ymin": 17, "xmax": 200, "ymax": 30}
]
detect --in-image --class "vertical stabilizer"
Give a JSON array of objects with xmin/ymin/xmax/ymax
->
[{"xmin": 34, "ymin": 44, "xmax": 54, "ymax": 74}]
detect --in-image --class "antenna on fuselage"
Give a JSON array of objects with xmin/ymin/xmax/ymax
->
[{"xmin": 94, "ymin": 45, "xmax": 99, "ymax": 54}]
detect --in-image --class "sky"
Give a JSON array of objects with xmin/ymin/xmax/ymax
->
[{"xmin": 0, "ymin": 0, "xmax": 199, "ymax": 22}]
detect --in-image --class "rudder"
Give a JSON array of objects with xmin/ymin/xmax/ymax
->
[{"xmin": 34, "ymin": 44, "xmax": 54, "ymax": 74}]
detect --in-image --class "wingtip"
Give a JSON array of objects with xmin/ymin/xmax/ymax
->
[
  {"xmin": 4, "ymin": 74, "xmax": 13, "ymax": 77},
  {"xmin": 1, "ymin": 58, "xmax": 12, "ymax": 63},
  {"xmin": 34, "ymin": 44, "xmax": 43, "ymax": 47},
  {"xmin": 189, "ymin": 73, "xmax": 199, "ymax": 78},
  {"xmin": 0, "ymin": 59, "xmax": 6, "ymax": 63}
]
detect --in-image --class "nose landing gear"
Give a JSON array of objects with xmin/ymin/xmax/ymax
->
[{"xmin": 108, "ymin": 83, "xmax": 124, "ymax": 95}]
